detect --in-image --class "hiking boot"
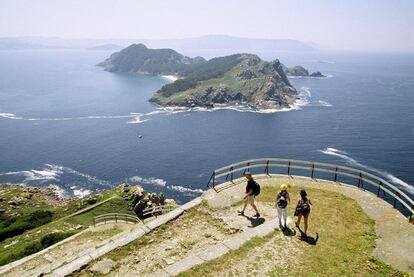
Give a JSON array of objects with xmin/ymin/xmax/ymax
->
[{"xmin": 254, "ymin": 213, "xmax": 260, "ymax": 218}]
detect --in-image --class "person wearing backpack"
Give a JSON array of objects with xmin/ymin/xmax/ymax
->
[
  {"xmin": 238, "ymin": 172, "xmax": 260, "ymax": 217},
  {"xmin": 276, "ymin": 184, "xmax": 290, "ymax": 228},
  {"xmin": 295, "ymin": 189, "xmax": 312, "ymax": 237}
]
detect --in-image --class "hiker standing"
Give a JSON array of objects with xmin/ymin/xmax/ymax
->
[
  {"xmin": 238, "ymin": 172, "xmax": 260, "ymax": 217},
  {"xmin": 276, "ymin": 184, "xmax": 290, "ymax": 228},
  {"xmin": 295, "ymin": 189, "xmax": 312, "ymax": 237}
]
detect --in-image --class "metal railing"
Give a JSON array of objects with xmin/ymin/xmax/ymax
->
[
  {"xmin": 206, "ymin": 158, "xmax": 414, "ymax": 222},
  {"xmin": 93, "ymin": 213, "xmax": 140, "ymax": 226}
]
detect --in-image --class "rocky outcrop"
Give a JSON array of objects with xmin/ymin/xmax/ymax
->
[
  {"xmin": 128, "ymin": 186, "xmax": 171, "ymax": 219},
  {"xmin": 310, "ymin": 71, "xmax": 325, "ymax": 77},
  {"xmin": 283, "ymin": 65, "xmax": 326, "ymax": 78}
]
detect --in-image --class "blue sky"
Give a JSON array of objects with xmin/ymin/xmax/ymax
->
[{"xmin": 1, "ymin": 0, "xmax": 414, "ymax": 52}]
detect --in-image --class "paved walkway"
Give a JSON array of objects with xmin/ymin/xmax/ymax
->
[
  {"xmin": 149, "ymin": 217, "xmax": 280, "ymax": 277},
  {"xmin": 204, "ymin": 174, "xmax": 414, "ymax": 273}
]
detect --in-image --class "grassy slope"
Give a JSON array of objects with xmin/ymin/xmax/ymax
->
[
  {"xmin": 151, "ymin": 61, "xmax": 274, "ymax": 105},
  {"xmin": 179, "ymin": 186, "xmax": 405, "ymax": 277},
  {"xmin": 0, "ymin": 185, "xmax": 134, "ymax": 266}
]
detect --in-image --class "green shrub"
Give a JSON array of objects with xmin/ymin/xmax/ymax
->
[
  {"xmin": 40, "ymin": 231, "xmax": 75, "ymax": 248},
  {"xmin": 22, "ymin": 241, "xmax": 42, "ymax": 256},
  {"xmin": 0, "ymin": 231, "xmax": 75, "ymax": 266},
  {"xmin": 0, "ymin": 210, "xmax": 53, "ymax": 241}
]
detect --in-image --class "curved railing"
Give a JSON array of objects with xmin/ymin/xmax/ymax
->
[
  {"xmin": 206, "ymin": 158, "xmax": 414, "ymax": 222},
  {"xmin": 93, "ymin": 213, "xmax": 141, "ymax": 226}
]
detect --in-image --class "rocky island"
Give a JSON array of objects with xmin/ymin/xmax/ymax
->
[
  {"xmin": 283, "ymin": 65, "xmax": 326, "ymax": 78},
  {"xmin": 99, "ymin": 44, "xmax": 329, "ymax": 110}
]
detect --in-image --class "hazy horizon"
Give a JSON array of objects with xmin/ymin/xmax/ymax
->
[{"xmin": 1, "ymin": 0, "xmax": 414, "ymax": 53}]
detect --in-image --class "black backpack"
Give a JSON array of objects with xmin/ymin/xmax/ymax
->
[
  {"xmin": 252, "ymin": 181, "xmax": 261, "ymax": 196},
  {"xmin": 277, "ymin": 192, "xmax": 288, "ymax": 208}
]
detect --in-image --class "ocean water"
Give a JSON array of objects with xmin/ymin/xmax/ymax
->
[{"xmin": 0, "ymin": 49, "xmax": 413, "ymax": 203}]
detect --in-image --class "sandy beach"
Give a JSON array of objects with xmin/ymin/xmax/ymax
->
[{"xmin": 161, "ymin": 75, "xmax": 179, "ymax": 81}]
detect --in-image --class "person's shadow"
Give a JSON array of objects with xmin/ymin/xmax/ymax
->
[
  {"xmin": 296, "ymin": 225, "xmax": 319, "ymax": 245},
  {"xmin": 241, "ymin": 215, "xmax": 266, "ymax": 227},
  {"xmin": 281, "ymin": 226, "xmax": 296, "ymax": 236}
]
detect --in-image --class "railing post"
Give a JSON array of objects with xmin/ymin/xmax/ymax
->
[
  {"xmin": 230, "ymin": 166, "xmax": 234, "ymax": 181},
  {"xmin": 212, "ymin": 172, "xmax": 215, "ymax": 188},
  {"xmin": 287, "ymin": 161, "xmax": 291, "ymax": 176},
  {"xmin": 334, "ymin": 167, "xmax": 338, "ymax": 182},
  {"xmin": 311, "ymin": 163, "xmax": 314, "ymax": 179},
  {"xmin": 243, "ymin": 162, "xmax": 250, "ymax": 175},
  {"xmin": 265, "ymin": 160, "xmax": 269, "ymax": 175},
  {"xmin": 393, "ymin": 191, "xmax": 400, "ymax": 208},
  {"xmin": 377, "ymin": 181, "xmax": 382, "ymax": 197},
  {"xmin": 357, "ymin": 172, "xmax": 363, "ymax": 188},
  {"xmin": 115, "ymin": 214, "xmax": 117, "ymax": 223},
  {"xmin": 409, "ymin": 204, "xmax": 413, "ymax": 223}
]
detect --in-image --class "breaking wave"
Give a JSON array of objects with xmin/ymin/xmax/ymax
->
[
  {"xmin": 129, "ymin": 176, "xmax": 167, "ymax": 187},
  {"xmin": 0, "ymin": 164, "xmax": 111, "ymax": 198},
  {"xmin": 128, "ymin": 175, "xmax": 203, "ymax": 195},
  {"xmin": 314, "ymin": 100, "xmax": 333, "ymax": 107},
  {"xmin": 167, "ymin": 185, "xmax": 203, "ymax": 194},
  {"xmin": 0, "ymin": 164, "xmax": 64, "ymax": 183},
  {"xmin": 319, "ymin": 147, "xmax": 414, "ymax": 194},
  {"xmin": 70, "ymin": 186, "xmax": 93, "ymax": 198}
]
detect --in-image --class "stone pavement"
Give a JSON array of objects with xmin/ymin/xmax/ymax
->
[
  {"xmin": 149, "ymin": 217, "xmax": 280, "ymax": 277},
  {"xmin": 204, "ymin": 174, "xmax": 414, "ymax": 273}
]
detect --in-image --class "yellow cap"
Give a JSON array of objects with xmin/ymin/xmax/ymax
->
[{"xmin": 280, "ymin": 184, "xmax": 288, "ymax": 190}]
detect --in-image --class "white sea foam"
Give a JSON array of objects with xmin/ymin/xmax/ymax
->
[
  {"xmin": 315, "ymin": 100, "xmax": 333, "ymax": 107},
  {"xmin": 0, "ymin": 164, "xmax": 110, "ymax": 189},
  {"xmin": 0, "ymin": 113, "xmax": 23, "ymax": 120},
  {"xmin": 0, "ymin": 164, "xmax": 64, "ymax": 183},
  {"xmin": 0, "ymin": 111, "xmax": 149, "ymax": 124},
  {"xmin": 167, "ymin": 185, "xmax": 203, "ymax": 194},
  {"xmin": 72, "ymin": 187, "xmax": 93, "ymax": 198},
  {"xmin": 319, "ymin": 147, "xmax": 414, "ymax": 194},
  {"xmin": 129, "ymin": 176, "xmax": 167, "ymax": 187},
  {"xmin": 48, "ymin": 184, "xmax": 69, "ymax": 199},
  {"xmin": 57, "ymin": 165, "xmax": 111, "ymax": 186}
]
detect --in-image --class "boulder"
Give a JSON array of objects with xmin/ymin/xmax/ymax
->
[{"xmin": 310, "ymin": 71, "xmax": 325, "ymax": 77}]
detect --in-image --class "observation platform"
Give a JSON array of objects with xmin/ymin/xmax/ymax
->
[{"xmin": 204, "ymin": 157, "xmax": 414, "ymax": 273}]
